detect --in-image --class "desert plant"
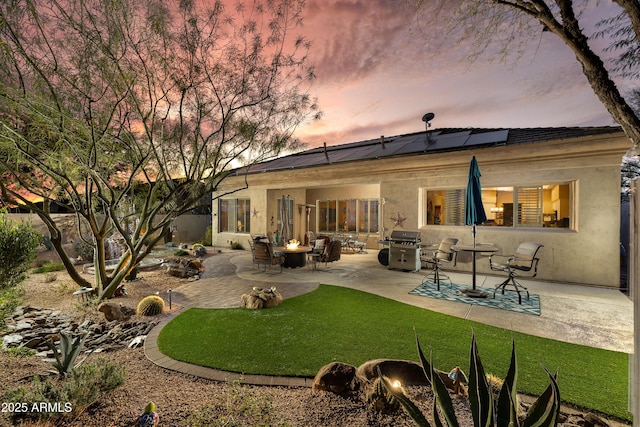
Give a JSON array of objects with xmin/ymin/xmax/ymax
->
[
  {"xmin": 71, "ymin": 236, "xmax": 94, "ymax": 262},
  {"xmin": 137, "ymin": 295, "xmax": 165, "ymax": 316},
  {"xmin": 33, "ymin": 262, "xmax": 66, "ymax": 274},
  {"xmin": 185, "ymin": 379, "xmax": 288, "ymax": 427},
  {"xmin": 42, "ymin": 273, "xmax": 58, "ymax": 283},
  {"xmin": 4, "ymin": 346, "xmax": 37, "ymax": 358},
  {"xmin": 45, "ymin": 332, "xmax": 92, "ymax": 377},
  {"xmin": 0, "ymin": 286, "xmax": 26, "ymax": 331},
  {"xmin": 3, "ymin": 359, "xmax": 125, "ymax": 424},
  {"xmin": 230, "ymin": 241, "xmax": 244, "ymax": 250},
  {"xmin": 0, "ymin": 210, "xmax": 41, "ymax": 291},
  {"xmin": 174, "ymin": 249, "xmax": 189, "ymax": 256},
  {"xmin": 367, "ymin": 375, "xmax": 401, "ymax": 413},
  {"xmin": 200, "ymin": 226, "xmax": 213, "ymax": 246},
  {"xmin": 380, "ymin": 330, "xmax": 561, "ymax": 427}
]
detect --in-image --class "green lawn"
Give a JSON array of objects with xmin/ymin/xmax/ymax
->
[{"xmin": 158, "ymin": 284, "xmax": 631, "ymax": 420}]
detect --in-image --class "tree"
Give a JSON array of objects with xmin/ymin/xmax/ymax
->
[
  {"xmin": 410, "ymin": 0, "xmax": 640, "ymax": 147},
  {"xmin": 0, "ymin": 0, "xmax": 319, "ymax": 299}
]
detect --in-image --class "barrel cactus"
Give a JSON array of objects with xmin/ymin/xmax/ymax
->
[{"xmin": 136, "ymin": 295, "xmax": 165, "ymax": 316}]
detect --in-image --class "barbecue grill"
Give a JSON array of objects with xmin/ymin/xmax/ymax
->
[{"xmin": 388, "ymin": 230, "xmax": 421, "ymax": 271}]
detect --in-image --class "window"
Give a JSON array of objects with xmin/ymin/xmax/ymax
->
[
  {"xmin": 425, "ymin": 183, "xmax": 572, "ymax": 229},
  {"xmin": 318, "ymin": 199, "xmax": 379, "ymax": 234},
  {"xmin": 218, "ymin": 199, "xmax": 251, "ymax": 233}
]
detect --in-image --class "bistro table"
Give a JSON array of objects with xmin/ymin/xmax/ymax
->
[
  {"xmin": 451, "ymin": 244, "xmax": 498, "ymax": 297},
  {"xmin": 279, "ymin": 246, "xmax": 313, "ymax": 268}
]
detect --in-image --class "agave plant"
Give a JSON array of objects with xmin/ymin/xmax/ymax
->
[
  {"xmin": 379, "ymin": 330, "xmax": 561, "ymax": 427},
  {"xmin": 45, "ymin": 331, "xmax": 92, "ymax": 377}
]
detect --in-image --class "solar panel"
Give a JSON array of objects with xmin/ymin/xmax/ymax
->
[{"xmin": 464, "ymin": 130, "xmax": 509, "ymax": 146}]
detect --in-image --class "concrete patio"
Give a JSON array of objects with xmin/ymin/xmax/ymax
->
[{"xmin": 145, "ymin": 248, "xmax": 633, "ymax": 386}]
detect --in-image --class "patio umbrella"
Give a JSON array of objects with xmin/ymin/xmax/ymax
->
[{"xmin": 465, "ymin": 156, "xmax": 487, "ymax": 247}]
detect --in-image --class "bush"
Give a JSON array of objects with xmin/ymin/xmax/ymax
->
[
  {"xmin": 72, "ymin": 236, "xmax": 94, "ymax": 262},
  {"xmin": 200, "ymin": 226, "xmax": 213, "ymax": 246},
  {"xmin": 0, "ymin": 211, "xmax": 41, "ymax": 291},
  {"xmin": 0, "ymin": 286, "xmax": 25, "ymax": 331},
  {"xmin": 185, "ymin": 380, "xmax": 288, "ymax": 427},
  {"xmin": 3, "ymin": 359, "xmax": 125, "ymax": 424},
  {"xmin": 32, "ymin": 262, "xmax": 65, "ymax": 274}
]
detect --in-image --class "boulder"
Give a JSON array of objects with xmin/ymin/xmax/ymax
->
[
  {"xmin": 98, "ymin": 302, "xmax": 127, "ymax": 321},
  {"xmin": 240, "ymin": 287, "xmax": 283, "ymax": 309},
  {"xmin": 312, "ymin": 361, "xmax": 362, "ymax": 394},
  {"xmin": 357, "ymin": 359, "xmax": 468, "ymax": 394},
  {"xmin": 357, "ymin": 359, "xmax": 429, "ymax": 386}
]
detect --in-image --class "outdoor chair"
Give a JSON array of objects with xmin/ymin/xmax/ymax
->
[
  {"xmin": 318, "ymin": 239, "xmax": 342, "ymax": 267},
  {"xmin": 490, "ymin": 242, "xmax": 543, "ymax": 304},
  {"xmin": 353, "ymin": 234, "xmax": 369, "ymax": 253},
  {"xmin": 253, "ymin": 240, "xmax": 284, "ymax": 272},
  {"xmin": 421, "ymin": 237, "xmax": 458, "ymax": 290}
]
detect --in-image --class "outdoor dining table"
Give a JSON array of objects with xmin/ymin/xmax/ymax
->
[{"xmin": 451, "ymin": 244, "xmax": 498, "ymax": 297}]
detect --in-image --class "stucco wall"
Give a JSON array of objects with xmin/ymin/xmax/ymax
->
[{"xmin": 212, "ymin": 132, "xmax": 629, "ymax": 287}]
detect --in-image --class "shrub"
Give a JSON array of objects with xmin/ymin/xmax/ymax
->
[
  {"xmin": 33, "ymin": 262, "xmax": 65, "ymax": 274},
  {"xmin": 137, "ymin": 295, "xmax": 165, "ymax": 316},
  {"xmin": 174, "ymin": 249, "xmax": 189, "ymax": 256},
  {"xmin": 72, "ymin": 236, "xmax": 94, "ymax": 262},
  {"xmin": 200, "ymin": 226, "xmax": 213, "ymax": 246},
  {"xmin": 185, "ymin": 380, "xmax": 288, "ymax": 427},
  {"xmin": 230, "ymin": 241, "xmax": 244, "ymax": 250},
  {"xmin": 4, "ymin": 346, "xmax": 36, "ymax": 358},
  {"xmin": 0, "ymin": 286, "xmax": 25, "ymax": 331},
  {"xmin": 3, "ymin": 359, "xmax": 125, "ymax": 424},
  {"xmin": 0, "ymin": 210, "xmax": 41, "ymax": 291}
]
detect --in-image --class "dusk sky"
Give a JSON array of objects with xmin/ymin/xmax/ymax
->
[{"xmin": 292, "ymin": 1, "xmax": 626, "ymax": 148}]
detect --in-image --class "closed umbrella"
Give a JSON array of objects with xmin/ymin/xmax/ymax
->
[{"xmin": 465, "ymin": 156, "xmax": 487, "ymax": 247}]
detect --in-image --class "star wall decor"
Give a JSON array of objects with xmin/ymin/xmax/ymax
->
[
  {"xmin": 252, "ymin": 208, "xmax": 259, "ymax": 218},
  {"xmin": 390, "ymin": 212, "xmax": 407, "ymax": 228}
]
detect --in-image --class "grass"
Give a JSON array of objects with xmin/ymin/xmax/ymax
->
[
  {"xmin": 32, "ymin": 262, "xmax": 65, "ymax": 274},
  {"xmin": 158, "ymin": 284, "xmax": 631, "ymax": 420}
]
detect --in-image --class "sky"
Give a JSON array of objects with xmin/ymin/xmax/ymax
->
[{"xmin": 291, "ymin": 0, "xmax": 626, "ymax": 148}]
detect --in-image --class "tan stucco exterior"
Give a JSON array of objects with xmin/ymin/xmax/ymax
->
[{"xmin": 213, "ymin": 130, "xmax": 630, "ymax": 288}]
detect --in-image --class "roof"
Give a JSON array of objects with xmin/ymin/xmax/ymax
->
[{"xmin": 236, "ymin": 126, "xmax": 623, "ymax": 175}]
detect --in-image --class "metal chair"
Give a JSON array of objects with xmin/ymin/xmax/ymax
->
[
  {"xmin": 353, "ymin": 234, "xmax": 369, "ymax": 253},
  {"xmin": 253, "ymin": 241, "xmax": 284, "ymax": 272},
  {"xmin": 490, "ymin": 242, "xmax": 543, "ymax": 304},
  {"xmin": 421, "ymin": 238, "xmax": 459, "ymax": 290}
]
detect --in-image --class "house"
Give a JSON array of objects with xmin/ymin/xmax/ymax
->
[{"xmin": 212, "ymin": 126, "xmax": 630, "ymax": 288}]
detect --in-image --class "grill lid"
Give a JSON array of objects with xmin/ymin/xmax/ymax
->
[{"xmin": 389, "ymin": 230, "xmax": 421, "ymax": 242}]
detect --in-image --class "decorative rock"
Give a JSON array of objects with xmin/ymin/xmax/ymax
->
[
  {"xmin": 312, "ymin": 362, "xmax": 362, "ymax": 394},
  {"xmin": 98, "ymin": 302, "xmax": 128, "ymax": 321},
  {"xmin": 2, "ymin": 334, "xmax": 24, "ymax": 349},
  {"xmin": 240, "ymin": 287, "xmax": 283, "ymax": 309},
  {"xmin": 357, "ymin": 359, "xmax": 429, "ymax": 386},
  {"xmin": 16, "ymin": 321, "xmax": 33, "ymax": 331},
  {"xmin": 22, "ymin": 337, "xmax": 44, "ymax": 349},
  {"xmin": 1, "ymin": 306, "xmax": 160, "ymax": 354},
  {"xmin": 128, "ymin": 335, "xmax": 146, "ymax": 348}
]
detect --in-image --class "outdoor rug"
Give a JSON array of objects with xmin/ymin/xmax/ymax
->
[{"xmin": 409, "ymin": 282, "xmax": 541, "ymax": 316}]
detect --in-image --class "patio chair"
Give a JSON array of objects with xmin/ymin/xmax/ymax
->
[
  {"xmin": 353, "ymin": 234, "xmax": 369, "ymax": 253},
  {"xmin": 490, "ymin": 242, "xmax": 543, "ymax": 304},
  {"xmin": 318, "ymin": 239, "xmax": 342, "ymax": 267},
  {"xmin": 421, "ymin": 237, "xmax": 458, "ymax": 290},
  {"xmin": 253, "ymin": 240, "xmax": 284, "ymax": 272}
]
